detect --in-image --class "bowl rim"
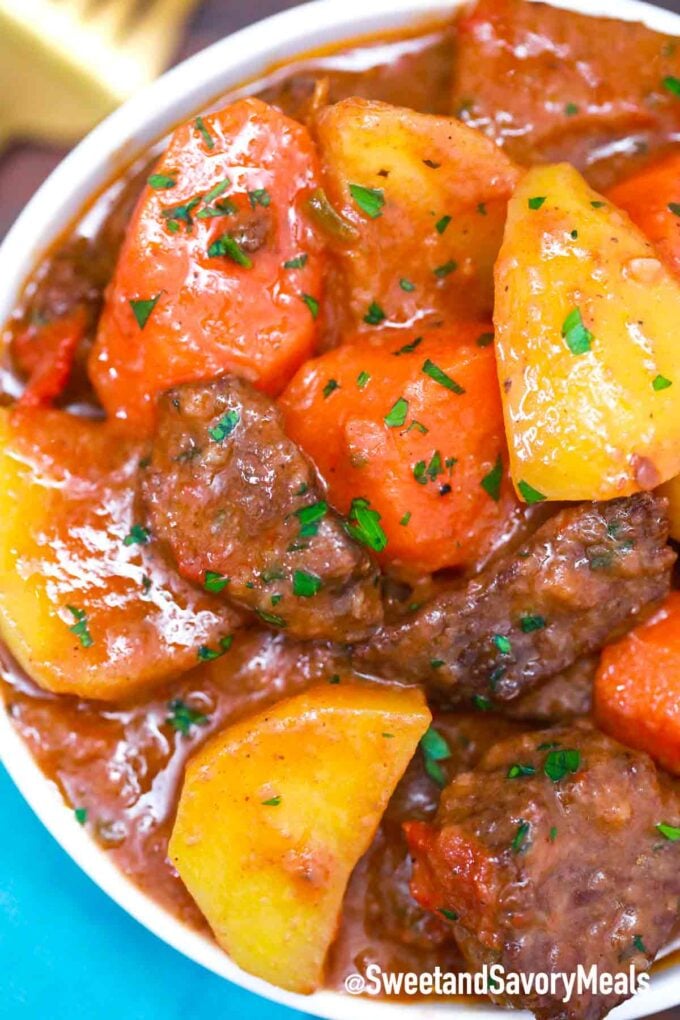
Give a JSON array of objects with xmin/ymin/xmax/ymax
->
[{"xmin": 1, "ymin": 0, "xmax": 680, "ymax": 1017}]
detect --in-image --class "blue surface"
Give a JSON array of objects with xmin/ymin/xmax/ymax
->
[{"xmin": 1, "ymin": 763, "xmax": 314, "ymax": 1020}]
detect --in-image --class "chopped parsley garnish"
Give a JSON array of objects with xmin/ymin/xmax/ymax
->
[
  {"xmin": 394, "ymin": 336, "xmax": 423, "ymax": 356},
  {"xmin": 400, "ymin": 278, "xmax": 416, "ymax": 292},
  {"xmin": 477, "ymin": 202, "xmax": 487, "ymax": 216},
  {"xmin": 207, "ymin": 234, "xmax": 253, "ymax": 268},
  {"xmin": 564, "ymin": 102, "xmax": 579, "ymax": 116},
  {"xmin": 167, "ymin": 699, "xmax": 209, "ymax": 735},
  {"xmin": 194, "ymin": 116, "xmax": 215, "ymax": 149},
  {"xmin": 570, "ymin": 229, "xmax": 578, "ymax": 239},
  {"xmin": 249, "ymin": 188, "xmax": 271, "ymax": 207},
  {"xmin": 668, "ymin": 203, "xmax": 680, "ymax": 217},
  {"xmin": 477, "ymin": 332, "xmax": 494, "ymax": 347},
  {"xmin": 148, "ymin": 173, "xmax": 176, "ymax": 190},
  {"xmin": 196, "ymin": 199, "xmax": 237, "ymax": 220},
  {"xmin": 202, "ymin": 178, "xmax": 231, "ymax": 204},
  {"xmin": 507, "ymin": 763, "xmax": 536, "ymax": 779},
  {"xmin": 549, "ymin": 826, "xmax": 558, "ymax": 842},
  {"xmin": 74, "ymin": 807, "xmax": 88, "ymax": 825},
  {"xmin": 356, "ymin": 370, "xmax": 371, "ymax": 389},
  {"xmin": 385, "ymin": 397, "xmax": 409, "ymax": 427},
  {"xmin": 422, "ymin": 359, "xmax": 465, "ymax": 394},
  {"xmin": 123, "ymin": 524, "xmax": 150, "ymax": 547},
  {"xmin": 364, "ymin": 301, "xmax": 386, "ymax": 325},
  {"xmin": 663, "ymin": 75, "xmax": 680, "ymax": 96},
  {"xmin": 300, "ymin": 293, "xmax": 319, "ymax": 318},
  {"xmin": 293, "ymin": 570, "xmax": 322, "ymax": 597},
  {"xmin": 328, "ymin": 674, "xmax": 341, "ymax": 684},
  {"xmin": 439, "ymin": 908, "xmax": 459, "ymax": 921},
  {"xmin": 129, "ymin": 293, "xmax": 161, "ymax": 330},
  {"xmin": 204, "ymin": 571, "xmax": 229, "ymax": 594},
  {"xmin": 511, "ymin": 820, "xmax": 531, "ymax": 854},
  {"xmin": 295, "ymin": 501, "xmax": 328, "ymax": 537},
  {"xmin": 406, "ymin": 420, "xmax": 428, "ymax": 435},
  {"xmin": 591, "ymin": 200, "xmax": 606, "ymax": 209},
  {"xmin": 345, "ymin": 498, "xmax": 388, "ymax": 552},
  {"xmin": 544, "ymin": 748, "xmax": 581, "ymax": 782},
  {"xmin": 520, "ymin": 614, "xmax": 546, "ymax": 633},
  {"xmin": 420, "ymin": 727, "xmax": 452, "ymax": 787},
  {"xmin": 197, "ymin": 636, "xmax": 233, "ymax": 661},
  {"xmin": 493, "ymin": 634, "xmax": 512, "ymax": 655},
  {"xmin": 400, "ymin": 511, "xmax": 412, "ymax": 526},
  {"xmin": 653, "ymin": 374, "xmax": 672, "ymax": 391},
  {"xmin": 434, "ymin": 260, "xmax": 458, "ymax": 278},
  {"xmin": 633, "ymin": 935, "xmax": 648, "ymax": 955},
  {"xmin": 161, "ymin": 196, "xmax": 202, "ymax": 231},
  {"xmin": 528, "ymin": 196, "xmax": 547, "ymax": 210},
  {"xmin": 257, "ymin": 610, "xmax": 288, "ymax": 628},
  {"xmin": 435, "ymin": 215, "xmax": 452, "ymax": 235},
  {"xmin": 472, "ymin": 694, "xmax": 492, "ymax": 712},
  {"xmin": 518, "ymin": 480, "xmax": 547, "ymax": 504},
  {"xmin": 208, "ymin": 409, "xmax": 239, "ymax": 442},
  {"xmin": 656, "ymin": 822, "xmax": 680, "ymax": 841},
  {"xmin": 349, "ymin": 184, "xmax": 385, "ymax": 219},
  {"xmin": 431, "ymin": 658, "xmax": 445, "ymax": 669},
  {"xmin": 562, "ymin": 306, "xmax": 593, "ymax": 355},
  {"xmin": 284, "ymin": 253, "xmax": 308, "ymax": 269},
  {"xmin": 323, "ymin": 378, "xmax": 339, "ymax": 398},
  {"xmin": 262, "ymin": 795, "xmax": 281, "ymax": 806},
  {"xmin": 481, "ymin": 455, "xmax": 503, "ymax": 502}
]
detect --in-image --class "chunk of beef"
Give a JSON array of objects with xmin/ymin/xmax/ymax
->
[
  {"xmin": 504, "ymin": 656, "xmax": 596, "ymax": 724},
  {"xmin": 452, "ymin": 0, "xmax": 680, "ymax": 189},
  {"xmin": 142, "ymin": 378, "xmax": 383, "ymax": 641},
  {"xmin": 405, "ymin": 724, "xmax": 680, "ymax": 1020},
  {"xmin": 354, "ymin": 494, "xmax": 674, "ymax": 706}
]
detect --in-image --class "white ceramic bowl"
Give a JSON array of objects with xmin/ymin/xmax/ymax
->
[{"xmin": 1, "ymin": 0, "xmax": 680, "ymax": 1017}]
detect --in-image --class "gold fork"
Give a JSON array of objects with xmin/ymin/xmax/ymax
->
[{"xmin": 0, "ymin": 0, "xmax": 200, "ymax": 147}]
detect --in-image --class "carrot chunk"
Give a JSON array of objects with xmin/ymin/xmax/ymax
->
[
  {"xmin": 90, "ymin": 98, "xmax": 324, "ymax": 434},
  {"xmin": 279, "ymin": 325, "xmax": 518, "ymax": 575},
  {"xmin": 594, "ymin": 592, "xmax": 680, "ymax": 775},
  {"xmin": 608, "ymin": 152, "xmax": 680, "ymax": 279}
]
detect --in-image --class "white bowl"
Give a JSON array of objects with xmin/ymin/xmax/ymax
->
[{"xmin": 1, "ymin": 0, "xmax": 680, "ymax": 1017}]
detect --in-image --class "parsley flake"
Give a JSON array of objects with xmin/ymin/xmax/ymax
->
[
  {"xmin": 295, "ymin": 501, "xmax": 328, "ymax": 537},
  {"xmin": 520, "ymin": 614, "xmax": 546, "ymax": 633},
  {"xmin": 364, "ymin": 301, "xmax": 386, "ymax": 325},
  {"xmin": 167, "ymin": 699, "xmax": 209, "ymax": 735},
  {"xmin": 562, "ymin": 306, "xmax": 594, "ymax": 355},
  {"xmin": 434, "ymin": 260, "xmax": 458, "ymax": 278},
  {"xmin": 663, "ymin": 75, "xmax": 680, "ymax": 96},
  {"xmin": 123, "ymin": 524, "xmax": 150, "ymax": 547},
  {"xmin": 345, "ymin": 497, "xmax": 388, "ymax": 552},
  {"xmin": 518, "ymin": 480, "xmax": 547, "ymax": 504},
  {"xmin": 284, "ymin": 254, "xmax": 308, "ymax": 270},
  {"xmin": 385, "ymin": 397, "xmax": 409, "ymax": 427},
  {"xmin": 512, "ymin": 820, "xmax": 531, "ymax": 854},
  {"xmin": 301, "ymin": 293, "xmax": 319, "ymax": 319},
  {"xmin": 249, "ymin": 188, "xmax": 271, "ymax": 208},
  {"xmin": 656, "ymin": 821, "xmax": 680, "ymax": 841},
  {"xmin": 422, "ymin": 359, "xmax": 465, "ymax": 394},
  {"xmin": 420, "ymin": 726, "xmax": 452, "ymax": 787},
  {"xmin": 356, "ymin": 370, "xmax": 371, "ymax": 389},
  {"xmin": 477, "ymin": 332, "xmax": 494, "ymax": 347},
  {"xmin": 349, "ymin": 184, "xmax": 385, "ymax": 219},
  {"xmin": 293, "ymin": 570, "xmax": 322, "ymax": 597},
  {"xmin": 148, "ymin": 173, "xmax": 176, "ymax": 190},
  {"xmin": 262, "ymin": 795, "xmax": 281, "ymax": 806},
  {"xmin": 481, "ymin": 455, "xmax": 503, "ymax": 502},
  {"xmin": 207, "ymin": 234, "xmax": 253, "ymax": 268},
  {"xmin": 66, "ymin": 605, "xmax": 93, "ymax": 648},
  {"xmin": 323, "ymin": 378, "xmax": 339, "ymax": 399},
  {"xmin": 209, "ymin": 409, "xmax": 239, "ymax": 442},
  {"xmin": 507, "ymin": 763, "xmax": 536, "ymax": 779},
  {"xmin": 528, "ymin": 196, "xmax": 547, "ymax": 210},
  {"xmin": 544, "ymin": 748, "xmax": 581, "ymax": 782},
  {"xmin": 435, "ymin": 215, "xmax": 452, "ymax": 235},
  {"xmin": 197, "ymin": 636, "xmax": 233, "ymax": 661},
  {"xmin": 565, "ymin": 102, "xmax": 579, "ymax": 116},
  {"xmin": 394, "ymin": 336, "xmax": 423, "ymax": 356},
  {"xmin": 652, "ymin": 374, "xmax": 672, "ymax": 391},
  {"xmin": 194, "ymin": 116, "xmax": 215, "ymax": 149},
  {"xmin": 74, "ymin": 807, "xmax": 88, "ymax": 825},
  {"xmin": 257, "ymin": 610, "xmax": 287, "ymax": 628},
  {"xmin": 204, "ymin": 571, "xmax": 229, "ymax": 594},
  {"xmin": 400, "ymin": 511, "xmax": 412, "ymax": 526},
  {"xmin": 400, "ymin": 278, "xmax": 416, "ymax": 292},
  {"xmin": 493, "ymin": 634, "xmax": 512, "ymax": 655},
  {"xmin": 668, "ymin": 203, "xmax": 680, "ymax": 217},
  {"xmin": 439, "ymin": 908, "xmax": 459, "ymax": 921},
  {"xmin": 129, "ymin": 293, "xmax": 161, "ymax": 330}
]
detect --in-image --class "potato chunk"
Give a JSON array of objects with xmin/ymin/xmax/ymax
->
[
  {"xmin": 0, "ymin": 407, "xmax": 240, "ymax": 699},
  {"xmin": 169, "ymin": 683, "xmax": 430, "ymax": 993},
  {"xmin": 314, "ymin": 98, "xmax": 520, "ymax": 332},
  {"xmin": 494, "ymin": 163, "xmax": 680, "ymax": 502}
]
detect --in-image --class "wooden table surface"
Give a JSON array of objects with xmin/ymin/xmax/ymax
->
[{"xmin": 0, "ymin": 1, "xmax": 679, "ymax": 1015}]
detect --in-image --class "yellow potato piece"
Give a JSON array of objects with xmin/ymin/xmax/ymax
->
[
  {"xmin": 0, "ymin": 406, "xmax": 239, "ymax": 699},
  {"xmin": 169, "ymin": 682, "xmax": 431, "ymax": 993},
  {"xmin": 315, "ymin": 98, "xmax": 520, "ymax": 332},
  {"xmin": 494, "ymin": 163, "xmax": 680, "ymax": 502}
]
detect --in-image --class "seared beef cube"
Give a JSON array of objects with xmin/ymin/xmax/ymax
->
[
  {"xmin": 405, "ymin": 724, "xmax": 680, "ymax": 1020},
  {"xmin": 142, "ymin": 378, "xmax": 382, "ymax": 641}
]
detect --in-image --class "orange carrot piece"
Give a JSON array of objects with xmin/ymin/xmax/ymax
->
[
  {"xmin": 608, "ymin": 152, "xmax": 680, "ymax": 278},
  {"xmin": 90, "ymin": 98, "xmax": 324, "ymax": 435},
  {"xmin": 594, "ymin": 591, "xmax": 680, "ymax": 775},
  {"xmin": 279, "ymin": 325, "xmax": 518, "ymax": 575}
]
